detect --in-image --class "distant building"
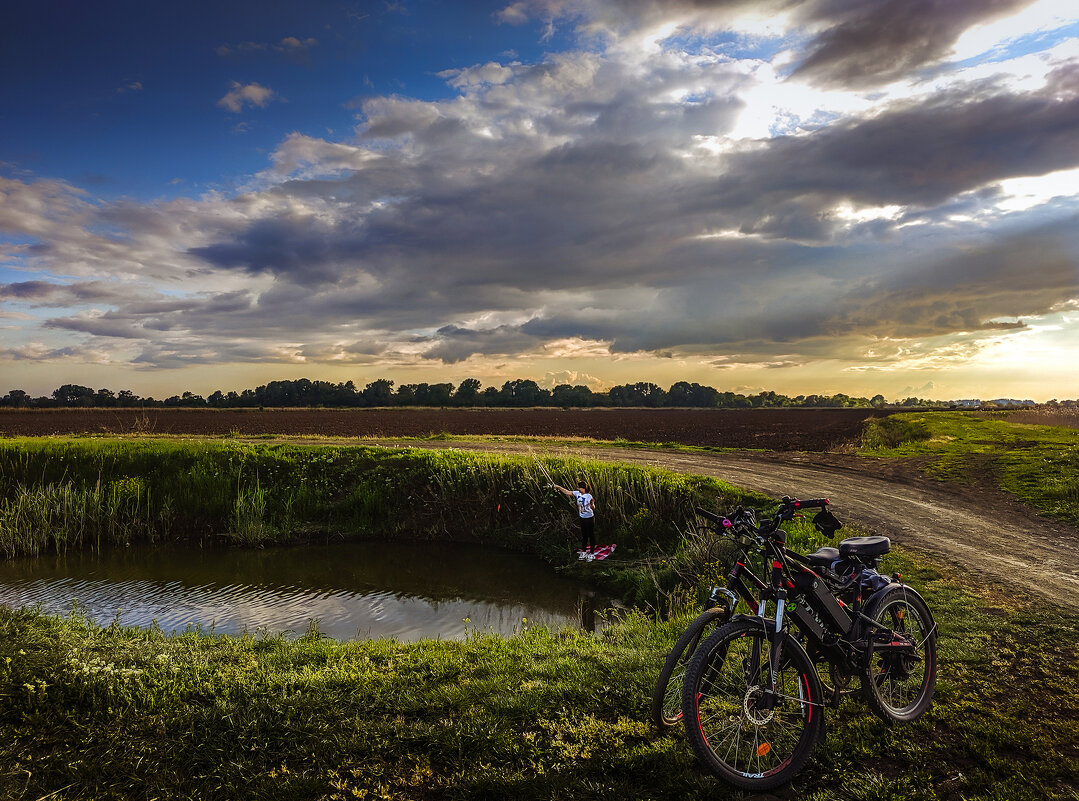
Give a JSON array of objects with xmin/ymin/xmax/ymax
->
[
  {"xmin": 952, "ymin": 399, "xmax": 981, "ymax": 408},
  {"xmin": 989, "ymin": 399, "xmax": 1036, "ymax": 408}
]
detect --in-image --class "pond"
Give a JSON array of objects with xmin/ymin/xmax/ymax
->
[{"xmin": 0, "ymin": 540, "xmax": 619, "ymax": 642}]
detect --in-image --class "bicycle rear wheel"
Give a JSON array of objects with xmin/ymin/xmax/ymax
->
[
  {"xmin": 861, "ymin": 586, "xmax": 937, "ymax": 723},
  {"xmin": 682, "ymin": 620, "xmax": 823, "ymax": 792},
  {"xmin": 650, "ymin": 608, "xmax": 728, "ymax": 729}
]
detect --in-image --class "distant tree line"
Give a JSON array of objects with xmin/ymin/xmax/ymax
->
[{"xmin": 0, "ymin": 378, "xmax": 996, "ymax": 410}]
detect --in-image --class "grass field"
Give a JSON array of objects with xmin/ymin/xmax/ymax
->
[
  {"xmin": 860, "ymin": 411, "xmax": 1079, "ymax": 526},
  {"xmin": 2, "ymin": 548, "xmax": 1076, "ymax": 801},
  {"xmin": 1, "ymin": 430, "xmax": 1078, "ymax": 799}
]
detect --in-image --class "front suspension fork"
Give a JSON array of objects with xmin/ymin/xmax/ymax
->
[{"xmin": 768, "ymin": 587, "xmax": 788, "ymax": 694}]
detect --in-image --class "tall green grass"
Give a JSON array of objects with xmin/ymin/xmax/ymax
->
[
  {"xmin": 0, "ymin": 438, "xmax": 771, "ymax": 605},
  {"xmin": 861, "ymin": 415, "xmax": 932, "ymax": 449},
  {"xmin": 0, "ymin": 478, "xmax": 161, "ymax": 559}
]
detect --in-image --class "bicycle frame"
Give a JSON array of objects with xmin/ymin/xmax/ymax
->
[
  {"xmin": 702, "ymin": 501, "xmax": 887, "ymax": 702},
  {"xmin": 750, "ymin": 517, "xmax": 928, "ymax": 710}
]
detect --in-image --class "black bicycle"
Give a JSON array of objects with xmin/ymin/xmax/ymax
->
[
  {"xmin": 678, "ymin": 497, "xmax": 937, "ymax": 791},
  {"xmin": 650, "ymin": 506, "xmax": 767, "ymax": 729}
]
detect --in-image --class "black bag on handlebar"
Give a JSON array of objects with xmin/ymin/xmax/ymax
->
[{"xmin": 812, "ymin": 509, "xmax": 843, "ymax": 537}]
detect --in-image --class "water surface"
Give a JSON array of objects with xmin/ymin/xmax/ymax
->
[{"xmin": 0, "ymin": 540, "xmax": 616, "ymax": 642}]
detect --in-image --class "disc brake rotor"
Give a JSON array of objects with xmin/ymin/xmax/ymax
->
[{"xmin": 743, "ymin": 686, "xmax": 775, "ymax": 726}]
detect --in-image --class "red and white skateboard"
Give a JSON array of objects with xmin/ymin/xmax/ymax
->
[{"xmin": 577, "ymin": 544, "xmax": 617, "ymax": 561}]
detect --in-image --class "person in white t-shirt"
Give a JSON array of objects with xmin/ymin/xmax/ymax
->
[{"xmin": 551, "ymin": 479, "xmax": 596, "ymax": 560}]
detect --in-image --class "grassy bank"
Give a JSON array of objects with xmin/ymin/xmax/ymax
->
[
  {"xmin": 2, "ymin": 546, "xmax": 1076, "ymax": 801},
  {"xmin": 0, "ymin": 437, "xmax": 779, "ymax": 606},
  {"xmin": 860, "ymin": 411, "xmax": 1079, "ymax": 526}
]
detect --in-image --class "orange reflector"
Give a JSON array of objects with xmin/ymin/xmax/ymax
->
[
  {"xmin": 756, "ymin": 742, "xmax": 771, "ymax": 757},
  {"xmin": 897, "ymin": 610, "xmax": 905, "ymax": 621}
]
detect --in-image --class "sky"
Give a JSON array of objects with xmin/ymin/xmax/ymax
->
[{"xmin": 2, "ymin": 0, "xmax": 1079, "ymax": 402}]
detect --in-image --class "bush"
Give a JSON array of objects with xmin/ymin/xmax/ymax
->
[{"xmin": 861, "ymin": 415, "xmax": 932, "ymax": 449}]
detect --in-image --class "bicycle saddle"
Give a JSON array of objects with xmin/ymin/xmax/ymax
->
[
  {"xmin": 805, "ymin": 546, "xmax": 840, "ymax": 567},
  {"xmin": 838, "ymin": 536, "xmax": 890, "ymax": 559}
]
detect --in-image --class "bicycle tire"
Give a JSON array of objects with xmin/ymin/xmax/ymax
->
[
  {"xmin": 650, "ymin": 607, "xmax": 729, "ymax": 729},
  {"xmin": 860, "ymin": 585, "xmax": 937, "ymax": 723},
  {"xmin": 681, "ymin": 620, "xmax": 824, "ymax": 792}
]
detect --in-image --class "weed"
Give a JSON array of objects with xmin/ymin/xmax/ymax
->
[{"xmin": 862, "ymin": 416, "xmax": 932, "ymax": 449}]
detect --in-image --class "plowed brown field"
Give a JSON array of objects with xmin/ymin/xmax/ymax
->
[{"xmin": 0, "ymin": 407, "xmax": 887, "ymax": 451}]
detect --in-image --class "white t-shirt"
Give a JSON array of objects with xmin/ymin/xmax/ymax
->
[{"xmin": 572, "ymin": 491, "xmax": 595, "ymax": 519}]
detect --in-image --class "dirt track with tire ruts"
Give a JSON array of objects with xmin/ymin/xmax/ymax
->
[{"xmin": 373, "ymin": 440, "xmax": 1079, "ymax": 612}]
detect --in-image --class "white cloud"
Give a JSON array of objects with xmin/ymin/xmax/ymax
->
[
  {"xmin": 216, "ymin": 81, "xmax": 276, "ymax": 113},
  {"xmin": 538, "ymin": 369, "xmax": 606, "ymax": 389},
  {"xmin": 995, "ymin": 165, "xmax": 1079, "ymax": 211},
  {"xmin": 952, "ymin": 0, "xmax": 1079, "ymax": 62},
  {"xmin": 261, "ymin": 133, "xmax": 383, "ymax": 181}
]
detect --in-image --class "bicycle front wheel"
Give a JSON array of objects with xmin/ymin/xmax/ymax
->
[
  {"xmin": 681, "ymin": 620, "xmax": 823, "ymax": 792},
  {"xmin": 650, "ymin": 608, "xmax": 729, "ymax": 729}
]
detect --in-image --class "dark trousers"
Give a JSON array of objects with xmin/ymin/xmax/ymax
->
[{"xmin": 579, "ymin": 516, "xmax": 595, "ymax": 550}]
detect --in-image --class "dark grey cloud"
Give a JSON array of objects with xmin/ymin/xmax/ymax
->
[
  {"xmin": 422, "ymin": 324, "xmax": 545, "ymax": 363},
  {"xmin": 516, "ymin": 214, "xmax": 1079, "ymax": 355},
  {"xmin": 45, "ymin": 315, "xmax": 147, "ymax": 339},
  {"xmin": 790, "ymin": 0, "xmax": 1036, "ymax": 88},
  {"xmin": 0, "ymin": 280, "xmax": 145, "ymax": 306},
  {"xmin": 30, "ymin": 288, "xmax": 264, "ymax": 366},
  {"xmin": 705, "ymin": 79, "xmax": 1079, "ymax": 234},
  {"xmin": 502, "ymin": 0, "xmax": 1036, "ymax": 89},
  {"xmin": 190, "ymin": 216, "xmax": 347, "ymax": 282},
  {"xmin": 828, "ymin": 218, "xmax": 1079, "ymax": 339}
]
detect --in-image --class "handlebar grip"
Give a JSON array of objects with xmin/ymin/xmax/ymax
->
[
  {"xmin": 790, "ymin": 497, "xmax": 829, "ymax": 510},
  {"xmin": 694, "ymin": 507, "xmax": 731, "ymax": 528},
  {"xmin": 694, "ymin": 506, "xmax": 723, "ymax": 523}
]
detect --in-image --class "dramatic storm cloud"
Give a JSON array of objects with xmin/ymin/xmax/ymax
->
[{"xmin": 2, "ymin": 0, "xmax": 1079, "ymax": 399}]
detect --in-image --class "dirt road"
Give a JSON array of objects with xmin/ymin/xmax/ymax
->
[{"xmin": 370, "ymin": 440, "xmax": 1079, "ymax": 611}]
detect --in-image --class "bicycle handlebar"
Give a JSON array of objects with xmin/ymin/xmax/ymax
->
[
  {"xmin": 696, "ymin": 496, "xmax": 829, "ymax": 532},
  {"xmin": 693, "ymin": 506, "xmax": 733, "ymax": 528},
  {"xmin": 771, "ymin": 496, "xmax": 830, "ymax": 522},
  {"xmin": 779, "ymin": 495, "xmax": 830, "ymax": 510}
]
